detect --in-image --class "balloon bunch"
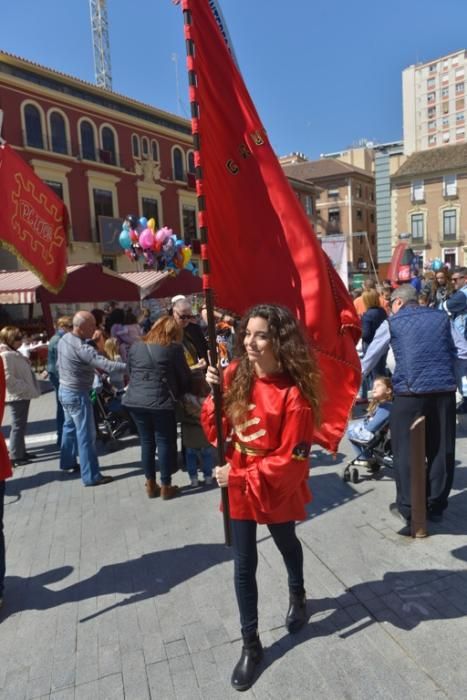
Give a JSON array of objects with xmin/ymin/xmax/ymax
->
[{"xmin": 118, "ymin": 215, "xmax": 196, "ymax": 273}]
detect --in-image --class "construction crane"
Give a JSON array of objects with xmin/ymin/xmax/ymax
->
[{"xmin": 89, "ymin": 0, "xmax": 112, "ymax": 90}]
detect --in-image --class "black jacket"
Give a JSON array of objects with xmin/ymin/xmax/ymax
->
[{"xmin": 122, "ymin": 341, "xmax": 191, "ymax": 411}]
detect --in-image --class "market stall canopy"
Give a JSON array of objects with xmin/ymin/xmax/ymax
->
[
  {"xmin": 0, "ymin": 264, "xmax": 201, "ymax": 305},
  {"xmin": 120, "ymin": 269, "xmax": 202, "ymax": 300},
  {"xmin": 0, "ymin": 264, "xmax": 141, "ymax": 304}
]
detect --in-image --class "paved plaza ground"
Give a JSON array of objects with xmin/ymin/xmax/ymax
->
[{"xmin": 1, "ymin": 388, "xmax": 467, "ymax": 699}]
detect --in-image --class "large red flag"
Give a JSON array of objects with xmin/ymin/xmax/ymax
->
[
  {"xmin": 182, "ymin": 0, "xmax": 361, "ymax": 452},
  {"xmin": 0, "ymin": 143, "xmax": 68, "ymax": 293}
]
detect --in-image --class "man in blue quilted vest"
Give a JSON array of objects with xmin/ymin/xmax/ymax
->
[{"xmin": 362, "ymin": 284, "xmax": 457, "ymax": 526}]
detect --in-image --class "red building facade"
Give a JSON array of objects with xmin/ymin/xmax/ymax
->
[{"xmin": 0, "ymin": 51, "xmax": 198, "ymax": 272}]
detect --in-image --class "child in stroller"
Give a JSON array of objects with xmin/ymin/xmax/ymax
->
[
  {"xmin": 92, "ymin": 370, "xmax": 133, "ymax": 447},
  {"xmin": 343, "ymin": 376, "xmax": 393, "ymax": 483}
]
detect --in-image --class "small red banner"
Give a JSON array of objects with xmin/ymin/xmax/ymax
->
[{"xmin": 0, "ymin": 144, "xmax": 68, "ymax": 293}]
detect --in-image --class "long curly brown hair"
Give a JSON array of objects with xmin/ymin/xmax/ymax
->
[{"xmin": 224, "ymin": 304, "xmax": 321, "ymax": 425}]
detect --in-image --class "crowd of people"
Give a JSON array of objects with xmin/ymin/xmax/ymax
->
[{"xmin": 0, "ymin": 266, "xmax": 465, "ymax": 690}]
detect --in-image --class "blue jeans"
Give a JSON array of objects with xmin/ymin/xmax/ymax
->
[
  {"xmin": 186, "ymin": 447, "xmax": 213, "ymax": 478},
  {"xmin": 49, "ymin": 373, "xmax": 64, "ymax": 446},
  {"xmin": 129, "ymin": 409, "xmax": 177, "ymax": 485},
  {"xmin": 59, "ymin": 388, "xmax": 100, "ymax": 486},
  {"xmin": 0, "ymin": 480, "xmax": 5, "ymax": 596},
  {"xmin": 231, "ymin": 519, "xmax": 304, "ymax": 637}
]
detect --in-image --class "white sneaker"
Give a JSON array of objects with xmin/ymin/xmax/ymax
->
[
  {"xmin": 190, "ymin": 477, "xmax": 199, "ymax": 487},
  {"xmin": 204, "ymin": 476, "xmax": 213, "ymax": 485}
]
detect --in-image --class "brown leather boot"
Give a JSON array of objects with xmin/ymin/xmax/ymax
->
[
  {"xmin": 145, "ymin": 479, "xmax": 160, "ymax": 498},
  {"xmin": 160, "ymin": 484, "xmax": 179, "ymax": 500}
]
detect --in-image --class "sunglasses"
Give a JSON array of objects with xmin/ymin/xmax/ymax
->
[
  {"xmin": 176, "ymin": 313, "xmax": 193, "ymax": 320},
  {"xmin": 452, "ymin": 276, "xmax": 464, "ymax": 281}
]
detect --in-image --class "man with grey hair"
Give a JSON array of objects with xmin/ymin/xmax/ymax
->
[
  {"xmin": 172, "ymin": 297, "xmax": 208, "ymax": 369},
  {"xmin": 362, "ymin": 284, "xmax": 457, "ymax": 527},
  {"xmin": 57, "ymin": 311, "xmax": 126, "ymax": 486}
]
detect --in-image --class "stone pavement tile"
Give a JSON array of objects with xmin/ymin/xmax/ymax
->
[
  {"xmin": 168, "ymin": 654, "xmax": 194, "ymax": 675},
  {"xmin": 146, "ymin": 660, "xmax": 176, "ymax": 700},
  {"xmin": 98, "ymin": 644, "xmax": 122, "ymax": 678},
  {"xmin": 75, "ymin": 652, "xmax": 99, "ymax": 687},
  {"xmin": 142, "ymin": 632, "xmax": 166, "ymax": 665},
  {"xmin": 2, "ymin": 668, "xmax": 30, "ymax": 700},
  {"xmin": 50, "ymin": 654, "xmax": 76, "ymax": 692},
  {"xmin": 191, "ymin": 649, "xmax": 221, "ymax": 688},
  {"xmin": 199, "ymin": 679, "xmax": 256, "ymax": 700},
  {"xmin": 98, "ymin": 672, "xmax": 124, "ymax": 700},
  {"xmin": 75, "ymin": 680, "xmax": 99, "ymax": 700},
  {"xmin": 171, "ymin": 668, "xmax": 201, "ymax": 700},
  {"xmin": 165, "ymin": 638, "xmax": 189, "ymax": 659},
  {"xmin": 121, "ymin": 649, "xmax": 150, "ymax": 699},
  {"xmin": 182, "ymin": 622, "xmax": 211, "ymax": 654},
  {"xmin": 50, "ymin": 687, "xmax": 75, "ymax": 700},
  {"xmin": 26, "ymin": 674, "xmax": 52, "ymax": 700}
]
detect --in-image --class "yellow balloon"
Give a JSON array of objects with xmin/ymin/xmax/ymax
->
[
  {"xmin": 183, "ymin": 247, "xmax": 192, "ymax": 265},
  {"xmin": 148, "ymin": 218, "xmax": 156, "ymax": 230}
]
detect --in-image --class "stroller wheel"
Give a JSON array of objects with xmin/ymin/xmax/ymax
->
[
  {"xmin": 342, "ymin": 466, "xmax": 351, "ymax": 482},
  {"xmin": 350, "ymin": 467, "xmax": 359, "ymax": 484}
]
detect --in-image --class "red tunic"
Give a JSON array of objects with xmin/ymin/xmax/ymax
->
[{"xmin": 201, "ymin": 363, "xmax": 314, "ymax": 524}]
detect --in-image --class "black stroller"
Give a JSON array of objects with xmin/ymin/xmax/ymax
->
[
  {"xmin": 92, "ymin": 373, "xmax": 133, "ymax": 449},
  {"xmin": 343, "ymin": 424, "xmax": 393, "ymax": 484}
]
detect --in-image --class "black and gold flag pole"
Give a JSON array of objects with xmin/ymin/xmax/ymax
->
[{"xmin": 180, "ymin": 1, "xmax": 231, "ymax": 546}]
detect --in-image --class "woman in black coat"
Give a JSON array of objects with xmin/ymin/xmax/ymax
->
[
  {"xmin": 361, "ymin": 289, "xmax": 388, "ymax": 378},
  {"xmin": 123, "ymin": 315, "xmax": 191, "ymax": 499}
]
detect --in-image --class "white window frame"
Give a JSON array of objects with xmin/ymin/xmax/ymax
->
[
  {"xmin": 443, "ymin": 175, "xmax": 457, "ymax": 197},
  {"xmin": 411, "ymin": 180, "xmax": 425, "ymax": 202}
]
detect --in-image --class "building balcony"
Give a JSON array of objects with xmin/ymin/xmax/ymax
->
[
  {"xmin": 409, "ymin": 237, "xmax": 431, "ymax": 250},
  {"xmin": 439, "ymin": 234, "xmax": 464, "ymax": 247}
]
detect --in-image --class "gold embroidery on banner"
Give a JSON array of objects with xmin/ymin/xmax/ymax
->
[
  {"xmin": 250, "ymin": 130, "xmax": 265, "ymax": 146},
  {"xmin": 11, "ymin": 172, "xmax": 66, "ymax": 265},
  {"xmin": 226, "ymin": 159, "xmax": 239, "ymax": 174},
  {"xmin": 239, "ymin": 143, "xmax": 252, "ymax": 159}
]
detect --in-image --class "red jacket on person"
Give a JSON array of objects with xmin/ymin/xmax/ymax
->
[{"xmin": 201, "ymin": 363, "xmax": 314, "ymax": 524}]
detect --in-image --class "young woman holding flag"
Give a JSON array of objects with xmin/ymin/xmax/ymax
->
[{"xmin": 202, "ymin": 303, "xmax": 321, "ymax": 691}]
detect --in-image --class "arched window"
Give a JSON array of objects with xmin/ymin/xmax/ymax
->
[
  {"xmin": 101, "ymin": 126, "xmax": 117, "ymax": 165},
  {"xmin": 173, "ymin": 147, "xmax": 185, "ymax": 181},
  {"xmin": 141, "ymin": 137, "xmax": 149, "ymax": 158},
  {"xmin": 24, "ymin": 104, "xmax": 44, "ymax": 149},
  {"xmin": 187, "ymin": 151, "xmax": 195, "ymax": 174},
  {"xmin": 80, "ymin": 120, "xmax": 96, "ymax": 161},
  {"xmin": 50, "ymin": 111, "xmax": 68, "ymax": 154},
  {"xmin": 151, "ymin": 139, "xmax": 159, "ymax": 162},
  {"xmin": 132, "ymin": 134, "xmax": 140, "ymax": 158}
]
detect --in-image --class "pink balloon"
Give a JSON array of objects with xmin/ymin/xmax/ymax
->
[
  {"xmin": 139, "ymin": 227, "xmax": 155, "ymax": 250},
  {"xmin": 155, "ymin": 226, "xmax": 173, "ymax": 243}
]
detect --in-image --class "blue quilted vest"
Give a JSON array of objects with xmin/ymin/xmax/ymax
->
[{"xmin": 389, "ymin": 304, "xmax": 456, "ymax": 394}]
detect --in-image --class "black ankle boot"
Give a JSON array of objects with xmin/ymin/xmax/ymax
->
[
  {"xmin": 231, "ymin": 633, "xmax": 263, "ymax": 692},
  {"xmin": 285, "ymin": 591, "xmax": 307, "ymax": 633}
]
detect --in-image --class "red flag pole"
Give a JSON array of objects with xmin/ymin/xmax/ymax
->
[{"xmin": 181, "ymin": 2, "xmax": 231, "ymax": 546}]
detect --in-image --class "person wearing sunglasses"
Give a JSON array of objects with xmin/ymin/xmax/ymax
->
[
  {"xmin": 0, "ymin": 326, "xmax": 41, "ymax": 466},
  {"xmin": 172, "ymin": 297, "xmax": 208, "ymax": 371},
  {"xmin": 442, "ymin": 267, "xmax": 467, "ymax": 396}
]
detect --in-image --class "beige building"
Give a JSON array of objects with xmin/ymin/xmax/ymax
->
[
  {"xmin": 280, "ymin": 154, "xmax": 377, "ymax": 274},
  {"xmin": 403, "ymin": 49, "xmax": 467, "ymax": 155},
  {"xmin": 391, "ymin": 142, "xmax": 467, "ymax": 269}
]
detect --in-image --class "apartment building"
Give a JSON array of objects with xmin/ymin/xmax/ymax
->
[
  {"xmin": 280, "ymin": 154, "xmax": 377, "ymax": 275},
  {"xmin": 0, "ymin": 51, "xmax": 197, "ymax": 272},
  {"xmin": 403, "ymin": 49, "xmax": 467, "ymax": 155},
  {"xmin": 391, "ymin": 142, "xmax": 467, "ymax": 269}
]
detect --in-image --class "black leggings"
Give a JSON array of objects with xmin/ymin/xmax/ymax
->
[{"xmin": 230, "ymin": 518, "xmax": 305, "ymax": 637}]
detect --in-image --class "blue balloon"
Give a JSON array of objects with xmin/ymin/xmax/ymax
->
[
  {"xmin": 119, "ymin": 229, "xmax": 132, "ymax": 250},
  {"xmin": 175, "ymin": 238, "xmax": 184, "ymax": 248},
  {"xmin": 122, "ymin": 221, "xmax": 130, "ymax": 231},
  {"xmin": 139, "ymin": 216, "xmax": 148, "ymax": 228},
  {"xmin": 432, "ymin": 259, "xmax": 443, "ymax": 271}
]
